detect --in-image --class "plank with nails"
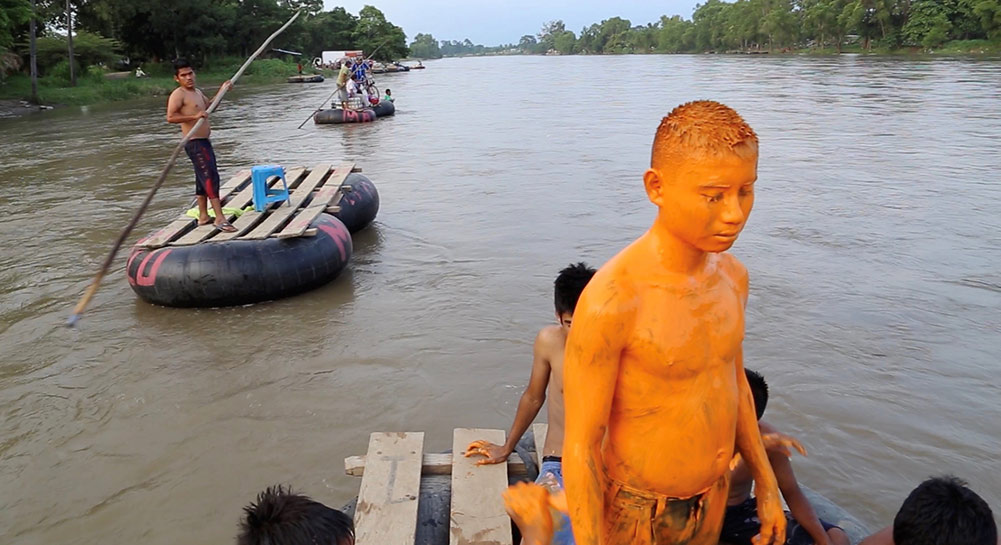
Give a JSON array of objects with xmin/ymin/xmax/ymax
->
[
  {"xmin": 238, "ymin": 163, "xmax": 334, "ymax": 240},
  {"xmin": 274, "ymin": 161, "xmax": 354, "ymax": 239},
  {"xmin": 137, "ymin": 170, "xmax": 250, "ymax": 248},
  {"xmin": 450, "ymin": 428, "xmax": 513, "ymax": 545},
  {"xmin": 353, "ymin": 432, "xmax": 424, "ymax": 545}
]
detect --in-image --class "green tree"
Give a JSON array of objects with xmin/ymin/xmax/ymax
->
[
  {"xmin": 657, "ymin": 15, "xmax": 695, "ymax": 51},
  {"xmin": 34, "ymin": 28, "xmax": 117, "ymax": 73},
  {"xmin": 0, "ymin": 0, "xmax": 32, "ymax": 49},
  {"xmin": 409, "ymin": 32, "xmax": 441, "ymax": 58},
  {"xmin": 973, "ymin": 0, "xmax": 1001, "ymax": 38},
  {"xmin": 903, "ymin": 0, "xmax": 952, "ymax": 47},
  {"xmin": 553, "ymin": 29, "xmax": 576, "ymax": 54},
  {"xmin": 353, "ymin": 5, "xmax": 407, "ymax": 61},
  {"xmin": 537, "ymin": 19, "xmax": 565, "ymax": 51},
  {"xmin": 517, "ymin": 34, "xmax": 537, "ymax": 52}
]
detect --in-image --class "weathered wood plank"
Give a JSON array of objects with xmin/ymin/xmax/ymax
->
[
  {"xmin": 208, "ymin": 167, "xmax": 308, "ymax": 243},
  {"xmin": 354, "ymin": 432, "xmax": 424, "ymax": 545},
  {"xmin": 450, "ymin": 428, "xmax": 513, "ymax": 545},
  {"xmin": 344, "ymin": 452, "xmax": 530, "ymax": 478},
  {"xmin": 533, "ymin": 423, "xmax": 549, "ymax": 466},
  {"xmin": 239, "ymin": 163, "xmax": 333, "ymax": 240},
  {"xmin": 169, "ymin": 168, "xmax": 306, "ymax": 246},
  {"xmin": 274, "ymin": 161, "xmax": 353, "ymax": 239},
  {"xmin": 138, "ymin": 170, "xmax": 250, "ymax": 248}
]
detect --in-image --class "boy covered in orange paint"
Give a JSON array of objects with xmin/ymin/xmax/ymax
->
[{"xmin": 557, "ymin": 101, "xmax": 785, "ymax": 545}]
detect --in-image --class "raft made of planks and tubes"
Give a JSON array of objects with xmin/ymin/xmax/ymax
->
[
  {"xmin": 341, "ymin": 424, "xmax": 871, "ymax": 545},
  {"xmin": 288, "ymin": 74, "xmax": 325, "ymax": 83},
  {"xmin": 127, "ymin": 161, "xmax": 380, "ymax": 308}
]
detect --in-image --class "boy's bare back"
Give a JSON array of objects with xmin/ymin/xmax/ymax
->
[{"xmin": 536, "ymin": 324, "xmax": 568, "ymax": 458}]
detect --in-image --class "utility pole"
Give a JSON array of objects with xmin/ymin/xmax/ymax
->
[
  {"xmin": 29, "ymin": 0, "xmax": 40, "ymax": 104},
  {"xmin": 67, "ymin": 0, "xmax": 76, "ymax": 86}
]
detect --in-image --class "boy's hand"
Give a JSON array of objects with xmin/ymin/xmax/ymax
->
[
  {"xmin": 761, "ymin": 432, "xmax": 807, "ymax": 458},
  {"xmin": 753, "ymin": 488, "xmax": 787, "ymax": 545},
  {"xmin": 464, "ymin": 440, "xmax": 510, "ymax": 465},
  {"xmin": 221, "ymin": 80, "xmax": 233, "ymax": 92}
]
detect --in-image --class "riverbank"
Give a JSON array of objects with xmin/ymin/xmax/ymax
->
[{"xmin": 0, "ymin": 58, "xmax": 329, "ymax": 118}]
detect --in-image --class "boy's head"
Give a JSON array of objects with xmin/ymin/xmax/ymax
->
[
  {"xmin": 173, "ymin": 58, "xmax": 195, "ymax": 89},
  {"xmin": 643, "ymin": 100, "xmax": 758, "ymax": 253},
  {"xmin": 238, "ymin": 485, "xmax": 354, "ymax": 545},
  {"xmin": 892, "ymin": 476, "xmax": 996, "ymax": 545},
  {"xmin": 744, "ymin": 368, "xmax": 768, "ymax": 420},
  {"xmin": 385, "ymin": 88, "xmax": 391, "ymax": 95},
  {"xmin": 554, "ymin": 262, "xmax": 596, "ymax": 331}
]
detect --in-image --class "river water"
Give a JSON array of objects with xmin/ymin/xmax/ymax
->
[{"xmin": 1, "ymin": 54, "xmax": 999, "ymax": 544}]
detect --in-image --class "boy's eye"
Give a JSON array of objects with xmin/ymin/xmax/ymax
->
[
  {"xmin": 705, "ymin": 193, "xmax": 724, "ymax": 203},
  {"xmin": 739, "ymin": 186, "xmax": 754, "ymax": 196}
]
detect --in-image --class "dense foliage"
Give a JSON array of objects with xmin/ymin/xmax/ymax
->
[
  {"xmin": 517, "ymin": 0, "xmax": 1001, "ymax": 54},
  {"xmin": 3, "ymin": 0, "xmax": 409, "ymax": 75}
]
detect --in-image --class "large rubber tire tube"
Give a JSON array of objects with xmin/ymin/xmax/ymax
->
[
  {"xmin": 333, "ymin": 173, "xmax": 380, "ymax": 233},
  {"xmin": 314, "ymin": 108, "xmax": 377, "ymax": 124},
  {"xmin": 126, "ymin": 213, "xmax": 353, "ymax": 308}
]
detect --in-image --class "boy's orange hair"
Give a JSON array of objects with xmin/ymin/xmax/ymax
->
[{"xmin": 651, "ymin": 100, "xmax": 758, "ymax": 167}]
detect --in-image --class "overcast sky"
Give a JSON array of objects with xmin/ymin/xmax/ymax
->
[{"xmin": 326, "ymin": 1, "xmax": 702, "ymax": 45}]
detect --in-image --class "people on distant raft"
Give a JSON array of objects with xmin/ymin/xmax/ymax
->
[
  {"xmin": 721, "ymin": 369, "xmax": 850, "ymax": 545},
  {"xmin": 297, "ymin": 61, "xmax": 303, "ymax": 75},
  {"xmin": 237, "ymin": 485, "xmax": 355, "ymax": 545},
  {"xmin": 858, "ymin": 476, "xmax": 998, "ymax": 545},
  {"xmin": 335, "ymin": 58, "xmax": 352, "ymax": 111},
  {"xmin": 166, "ymin": 58, "xmax": 236, "ymax": 232},
  {"xmin": 466, "ymin": 262, "xmax": 597, "ymax": 545},
  {"xmin": 382, "ymin": 88, "xmax": 394, "ymax": 103}
]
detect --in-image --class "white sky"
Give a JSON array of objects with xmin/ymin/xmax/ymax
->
[{"xmin": 325, "ymin": 1, "xmax": 701, "ymax": 45}]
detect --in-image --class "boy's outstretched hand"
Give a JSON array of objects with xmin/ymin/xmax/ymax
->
[
  {"xmin": 464, "ymin": 440, "xmax": 510, "ymax": 465},
  {"xmin": 761, "ymin": 432, "xmax": 808, "ymax": 458}
]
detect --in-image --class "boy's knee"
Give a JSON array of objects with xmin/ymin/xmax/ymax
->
[{"xmin": 828, "ymin": 527, "xmax": 850, "ymax": 545}]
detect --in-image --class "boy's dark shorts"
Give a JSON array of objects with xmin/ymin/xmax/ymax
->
[
  {"xmin": 184, "ymin": 138, "xmax": 220, "ymax": 199},
  {"xmin": 721, "ymin": 497, "xmax": 842, "ymax": 545}
]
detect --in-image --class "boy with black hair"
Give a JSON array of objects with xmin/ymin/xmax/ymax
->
[
  {"xmin": 465, "ymin": 262, "xmax": 597, "ymax": 545},
  {"xmin": 166, "ymin": 58, "xmax": 236, "ymax": 232},
  {"xmin": 859, "ymin": 476, "xmax": 998, "ymax": 545},
  {"xmin": 722, "ymin": 369, "xmax": 850, "ymax": 545},
  {"xmin": 237, "ymin": 485, "xmax": 354, "ymax": 545}
]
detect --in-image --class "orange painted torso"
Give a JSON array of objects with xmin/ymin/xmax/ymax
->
[{"xmin": 601, "ymin": 235, "xmax": 745, "ymax": 497}]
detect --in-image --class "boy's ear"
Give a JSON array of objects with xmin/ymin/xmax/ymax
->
[{"xmin": 643, "ymin": 168, "xmax": 664, "ymax": 206}]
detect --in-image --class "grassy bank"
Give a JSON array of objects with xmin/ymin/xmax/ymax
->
[{"xmin": 0, "ymin": 58, "xmax": 328, "ymax": 107}]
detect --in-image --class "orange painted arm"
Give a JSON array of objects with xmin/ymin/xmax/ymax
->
[
  {"xmin": 563, "ymin": 282, "xmax": 628, "ymax": 545},
  {"xmin": 735, "ymin": 350, "xmax": 786, "ymax": 545}
]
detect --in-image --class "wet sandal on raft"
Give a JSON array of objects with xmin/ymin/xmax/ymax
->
[{"xmin": 213, "ymin": 221, "xmax": 237, "ymax": 233}]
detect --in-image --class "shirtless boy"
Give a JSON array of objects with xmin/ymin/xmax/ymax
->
[
  {"xmin": 561, "ymin": 101, "xmax": 785, "ymax": 545},
  {"xmin": 723, "ymin": 369, "xmax": 849, "ymax": 545},
  {"xmin": 466, "ymin": 262, "xmax": 596, "ymax": 545},
  {"xmin": 166, "ymin": 58, "xmax": 236, "ymax": 232}
]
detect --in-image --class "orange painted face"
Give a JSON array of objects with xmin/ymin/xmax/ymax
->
[{"xmin": 644, "ymin": 150, "xmax": 758, "ymax": 253}]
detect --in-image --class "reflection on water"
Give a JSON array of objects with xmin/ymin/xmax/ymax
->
[{"xmin": 1, "ymin": 54, "xmax": 999, "ymax": 544}]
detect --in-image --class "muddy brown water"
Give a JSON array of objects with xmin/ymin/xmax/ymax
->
[{"xmin": 1, "ymin": 55, "xmax": 999, "ymax": 544}]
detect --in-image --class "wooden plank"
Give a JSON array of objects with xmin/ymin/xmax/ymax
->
[
  {"xmin": 344, "ymin": 452, "xmax": 530, "ymax": 478},
  {"xmin": 273, "ymin": 161, "xmax": 354, "ymax": 239},
  {"xmin": 209, "ymin": 167, "xmax": 309, "ymax": 243},
  {"xmin": 169, "ymin": 168, "xmax": 306, "ymax": 246},
  {"xmin": 138, "ymin": 170, "xmax": 250, "ymax": 248},
  {"xmin": 354, "ymin": 432, "xmax": 424, "ymax": 545},
  {"xmin": 450, "ymin": 428, "xmax": 513, "ymax": 545},
  {"xmin": 533, "ymin": 423, "xmax": 549, "ymax": 465},
  {"xmin": 239, "ymin": 163, "xmax": 333, "ymax": 240}
]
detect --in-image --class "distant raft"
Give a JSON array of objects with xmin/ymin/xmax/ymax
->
[
  {"xmin": 288, "ymin": 74, "xmax": 324, "ymax": 83},
  {"xmin": 126, "ymin": 163, "xmax": 380, "ymax": 308},
  {"xmin": 314, "ymin": 100, "xmax": 394, "ymax": 125}
]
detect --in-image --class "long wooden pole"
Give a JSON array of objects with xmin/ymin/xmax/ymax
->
[{"xmin": 67, "ymin": 10, "xmax": 302, "ymax": 327}]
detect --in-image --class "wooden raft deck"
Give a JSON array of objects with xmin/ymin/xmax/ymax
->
[
  {"xmin": 344, "ymin": 423, "xmax": 550, "ymax": 545},
  {"xmin": 137, "ymin": 161, "xmax": 360, "ymax": 249}
]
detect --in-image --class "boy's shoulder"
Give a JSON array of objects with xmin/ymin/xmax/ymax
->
[{"xmin": 536, "ymin": 324, "xmax": 566, "ymax": 349}]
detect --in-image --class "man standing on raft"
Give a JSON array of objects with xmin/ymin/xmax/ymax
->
[
  {"xmin": 559, "ymin": 101, "xmax": 786, "ymax": 545},
  {"xmin": 166, "ymin": 58, "xmax": 236, "ymax": 232}
]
